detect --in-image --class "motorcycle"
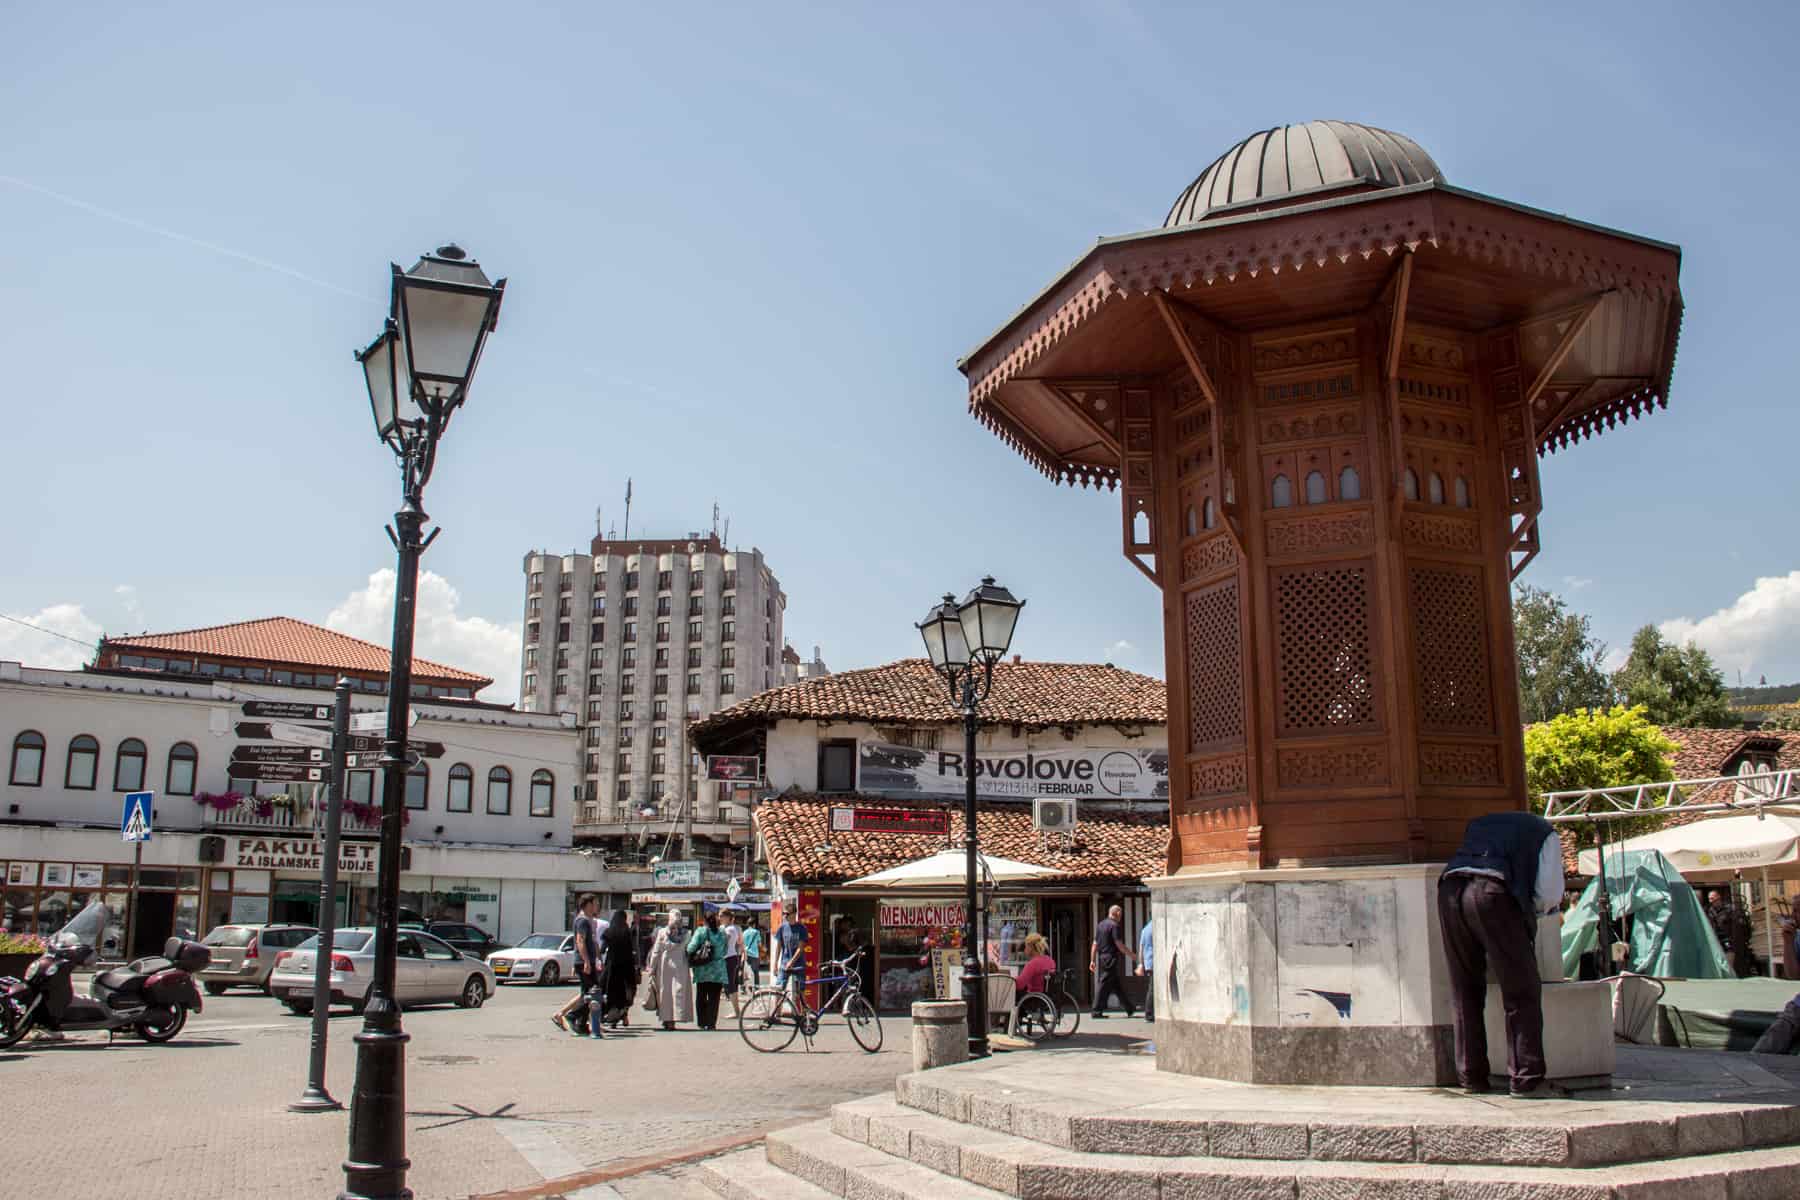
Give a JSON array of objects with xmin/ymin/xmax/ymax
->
[{"xmin": 0, "ymin": 899, "xmax": 210, "ymax": 1047}]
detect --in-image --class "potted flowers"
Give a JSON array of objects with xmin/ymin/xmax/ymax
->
[{"xmin": 0, "ymin": 930, "xmax": 45, "ymax": 979}]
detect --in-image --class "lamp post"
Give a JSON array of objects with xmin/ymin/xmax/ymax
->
[
  {"xmin": 917, "ymin": 576, "xmax": 1024, "ymax": 1058},
  {"xmin": 342, "ymin": 245, "xmax": 503, "ymax": 1200}
]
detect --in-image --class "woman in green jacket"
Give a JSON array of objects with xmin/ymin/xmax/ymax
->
[{"xmin": 688, "ymin": 912, "xmax": 731, "ymax": 1030}]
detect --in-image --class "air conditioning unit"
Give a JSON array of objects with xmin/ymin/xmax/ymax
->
[{"xmin": 1033, "ymin": 798, "xmax": 1077, "ymax": 833}]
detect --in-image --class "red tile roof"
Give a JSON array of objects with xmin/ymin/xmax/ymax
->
[
  {"xmin": 694, "ymin": 658, "xmax": 1165, "ymax": 744},
  {"xmin": 755, "ymin": 793, "xmax": 1169, "ymax": 886},
  {"xmin": 102, "ymin": 617, "xmax": 491, "ymax": 687}
]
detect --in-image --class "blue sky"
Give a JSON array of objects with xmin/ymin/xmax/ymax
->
[{"xmin": 3, "ymin": 2, "xmax": 1797, "ymax": 701}]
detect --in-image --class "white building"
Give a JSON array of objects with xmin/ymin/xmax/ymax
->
[{"xmin": 1, "ymin": 618, "xmax": 642, "ymax": 958}]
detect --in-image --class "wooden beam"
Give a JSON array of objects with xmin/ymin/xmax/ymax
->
[
  {"xmin": 1524, "ymin": 294, "xmax": 1608, "ymax": 407},
  {"xmin": 1151, "ymin": 291, "xmax": 1246, "ymax": 557},
  {"xmin": 1380, "ymin": 250, "xmax": 1415, "ymax": 512},
  {"xmin": 1383, "ymin": 251, "xmax": 1415, "ymax": 383}
]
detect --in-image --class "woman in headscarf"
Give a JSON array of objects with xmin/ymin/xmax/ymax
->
[
  {"xmin": 597, "ymin": 909, "xmax": 637, "ymax": 1028},
  {"xmin": 644, "ymin": 910, "xmax": 694, "ymax": 1030}
]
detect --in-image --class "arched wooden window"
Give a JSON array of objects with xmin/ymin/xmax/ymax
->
[
  {"xmin": 1403, "ymin": 469, "xmax": 1420, "ymax": 501},
  {"xmin": 1184, "ymin": 506, "xmax": 1198, "ymax": 537},
  {"xmin": 530, "ymin": 769, "xmax": 555, "ymax": 817},
  {"xmin": 1201, "ymin": 497, "xmax": 1216, "ymax": 529},
  {"xmin": 1454, "ymin": 476, "xmax": 1471, "ymax": 508},
  {"xmin": 405, "ymin": 761, "xmax": 429, "ymax": 810},
  {"xmin": 66, "ymin": 735, "xmax": 99, "ymax": 790},
  {"xmin": 447, "ymin": 763, "xmax": 473, "ymax": 813},
  {"xmin": 1339, "ymin": 466, "xmax": 1361, "ymax": 501},
  {"xmin": 487, "ymin": 766, "xmax": 512, "ymax": 815},
  {"xmin": 1223, "ymin": 469, "xmax": 1235, "ymax": 504},
  {"xmin": 1270, "ymin": 474, "xmax": 1293, "ymax": 508},
  {"xmin": 1304, "ymin": 471, "xmax": 1327, "ymax": 504},
  {"xmin": 10, "ymin": 731, "xmax": 45, "ymax": 787},
  {"xmin": 166, "ymin": 742, "xmax": 197, "ymax": 796},
  {"xmin": 1428, "ymin": 472, "xmax": 1446, "ymax": 504},
  {"xmin": 114, "ymin": 738, "xmax": 147, "ymax": 792}
]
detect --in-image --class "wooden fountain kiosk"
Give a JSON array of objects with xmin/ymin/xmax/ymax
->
[{"xmin": 959, "ymin": 121, "xmax": 1683, "ymax": 1084}]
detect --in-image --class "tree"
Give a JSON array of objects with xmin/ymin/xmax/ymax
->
[
  {"xmin": 1613, "ymin": 626, "xmax": 1736, "ymax": 728},
  {"xmin": 1513, "ymin": 586, "xmax": 1615, "ymax": 723},
  {"xmin": 1525, "ymin": 705, "xmax": 1678, "ymax": 840}
]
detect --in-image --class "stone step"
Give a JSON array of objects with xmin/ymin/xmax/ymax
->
[
  {"xmin": 814, "ymin": 1101, "xmax": 1800, "ymax": 1199},
  {"xmin": 892, "ymin": 1066, "xmax": 1800, "ymax": 1169},
  {"xmin": 693, "ymin": 1146, "xmax": 839, "ymax": 1200}
]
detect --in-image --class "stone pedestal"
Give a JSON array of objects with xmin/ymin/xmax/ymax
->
[
  {"xmin": 911, "ymin": 1000, "xmax": 968, "ymax": 1071},
  {"xmin": 1149, "ymin": 864, "xmax": 1457, "ymax": 1085}
]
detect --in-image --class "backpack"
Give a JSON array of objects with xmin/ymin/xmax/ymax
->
[{"xmin": 688, "ymin": 929, "xmax": 716, "ymax": 966}]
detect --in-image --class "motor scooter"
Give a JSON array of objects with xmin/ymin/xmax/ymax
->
[{"xmin": 0, "ymin": 899, "xmax": 210, "ymax": 1047}]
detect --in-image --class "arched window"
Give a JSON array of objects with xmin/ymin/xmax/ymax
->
[
  {"xmin": 1454, "ymin": 476, "xmax": 1471, "ymax": 508},
  {"xmin": 1184, "ymin": 506, "xmax": 1198, "ymax": 537},
  {"xmin": 66, "ymin": 735, "xmax": 99, "ymax": 790},
  {"xmin": 113, "ymin": 738, "xmax": 147, "ymax": 792},
  {"xmin": 487, "ymin": 766, "xmax": 512, "ymax": 815},
  {"xmin": 1223, "ymin": 469, "xmax": 1235, "ymax": 505},
  {"xmin": 447, "ymin": 763, "xmax": 473, "ymax": 813},
  {"xmin": 1270, "ymin": 474, "xmax": 1293, "ymax": 508},
  {"xmin": 1304, "ymin": 471, "xmax": 1327, "ymax": 505},
  {"xmin": 1403, "ymin": 469, "xmax": 1420, "ymax": 501},
  {"xmin": 1339, "ymin": 466, "xmax": 1361, "ymax": 501},
  {"xmin": 10, "ymin": 731, "xmax": 44, "ymax": 787},
  {"xmin": 166, "ymin": 742, "xmax": 197, "ymax": 796},
  {"xmin": 530, "ymin": 769, "xmax": 555, "ymax": 817},
  {"xmin": 405, "ymin": 762, "xmax": 429, "ymax": 811},
  {"xmin": 1201, "ymin": 497, "xmax": 1216, "ymax": 529},
  {"xmin": 1428, "ymin": 472, "xmax": 1445, "ymax": 505}
]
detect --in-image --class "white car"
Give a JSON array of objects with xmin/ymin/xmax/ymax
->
[
  {"xmin": 488, "ymin": 933, "xmax": 577, "ymax": 985},
  {"xmin": 268, "ymin": 927, "xmax": 495, "ymax": 1014}
]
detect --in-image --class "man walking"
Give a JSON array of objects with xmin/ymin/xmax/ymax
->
[
  {"xmin": 1137, "ymin": 915, "xmax": 1154, "ymax": 1023},
  {"xmin": 775, "ymin": 906, "xmax": 810, "ymax": 1006},
  {"xmin": 1090, "ymin": 904, "xmax": 1135, "ymax": 1018},
  {"xmin": 553, "ymin": 893, "xmax": 602, "ymax": 1035},
  {"xmin": 742, "ymin": 918, "xmax": 764, "ymax": 989},
  {"xmin": 1439, "ymin": 811, "xmax": 1565, "ymax": 1098}
]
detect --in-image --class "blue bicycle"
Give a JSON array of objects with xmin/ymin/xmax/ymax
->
[{"xmin": 738, "ymin": 947, "xmax": 882, "ymax": 1053}]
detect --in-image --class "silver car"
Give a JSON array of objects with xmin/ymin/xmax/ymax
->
[
  {"xmin": 198, "ymin": 924, "xmax": 318, "ymax": 995},
  {"xmin": 268, "ymin": 927, "xmax": 494, "ymax": 1015}
]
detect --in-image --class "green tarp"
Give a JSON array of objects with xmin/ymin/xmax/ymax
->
[{"xmin": 1560, "ymin": 848, "xmax": 1734, "ymax": 980}]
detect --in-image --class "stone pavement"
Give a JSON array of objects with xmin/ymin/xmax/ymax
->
[{"xmin": 3, "ymin": 982, "xmax": 1152, "ymax": 1199}]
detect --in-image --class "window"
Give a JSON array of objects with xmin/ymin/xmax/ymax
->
[
  {"xmin": 558, "ymin": 573, "xmax": 572, "ymax": 592},
  {"xmin": 1428, "ymin": 472, "xmax": 1445, "ymax": 505},
  {"xmin": 721, "ymin": 647, "xmax": 735, "ymax": 668},
  {"xmin": 652, "ymin": 725, "xmax": 667, "ymax": 746},
  {"xmin": 687, "ymin": 647, "xmax": 701, "ymax": 668},
  {"xmin": 589, "ymin": 672, "xmax": 604, "ymax": 691},
  {"xmin": 530, "ymin": 769, "xmax": 554, "ymax": 817},
  {"xmin": 653, "ymin": 700, "xmax": 669, "ymax": 720},
  {"xmin": 1304, "ymin": 471, "xmax": 1327, "ymax": 505},
  {"xmin": 617, "ymin": 754, "xmax": 632, "ymax": 774},
  {"xmin": 724, "ymin": 569, "xmax": 737, "ymax": 589},
  {"xmin": 654, "ymin": 674, "xmax": 668, "ymax": 694},
  {"xmin": 448, "ymin": 764, "xmax": 473, "ymax": 812},
  {"xmin": 615, "ymin": 779, "xmax": 631, "ymax": 803},
  {"xmin": 722, "ymin": 595, "xmax": 736, "ymax": 616},
  {"xmin": 529, "ymin": 571, "xmax": 543, "ymax": 593},
  {"xmin": 819, "ymin": 739, "xmax": 857, "ymax": 793},
  {"xmin": 591, "ymin": 621, "xmax": 604, "ymax": 642},
  {"xmin": 622, "ymin": 647, "xmax": 637, "ymax": 668},
  {"xmin": 1454, "ymin": 476, "xmax": 1471, "ymax": 508},
  {"xmin": 1270, "ymin": 474, "xmax": 1293, "ymax": 508},
  {"xmin": 554, "ymin": 673, "xmax": 569, "ymax": 695},
  {"xmin": 619, "ymin": 702, "xmax": 633, "ymax": 721},
  {"xmin": 555, "ymin": 648, "xmax": 570, "ymax": 669},
  {"xmin": 624, "ymin": 570, "xmax": 639, "ymax": 590},
  {"xmin": 113, "ymin": 738, "xmax": 147, "ymax": 792},
  {"xmin": 657, "ymin": 570, "xmax": 671, "ymax": 590},
  {"xmin": 687, "ymin": 672, "xmax": 701, "ymax": 695},
  {"xmin": 722, "ymin": 620, "xmax": 735, "ymax": 641},
  {"xmin": 649, "ymin": 779, "xmax": 665, "ymax": 801},
  {"xmin": 66, "ymin": 735, "xmax": 99, "ymax": 790},
  {"xmin": 586, "ymin": 698, "xmax": 604, "ymax": 720},
  {"xmin": 721, "ymin": 672, "xmax": 735, "ymax": 694},
  {"xmin": 1339, "ymin": 466, "xmax": 1361, "ymax": 501},
  {"xmin": 688, "ymin": 596, "xmax": 702, "ymax": 616},
  {"xmin": 10, "ymin": 731, "xmax": 44, "ymax": 786},
  {"xmin": 656, "ymin": 596, "xmax": 671, "ymax": 616},
  {"xmin": 688, "ymin": 621, "xmax": 703, "ymax": 641},
  {"xmin": 526, "ymin": 622, "xmax": 540, "ymax": 644},
  {"xmin": 592, "ymin": 596, "xmax": 606, "ymax": 615},
  {"xmin": 525, "ymin": 648, "xmax": 539, "ymax": 669},
  {"xmin": 1403, "ymin": 468, "xmax": 1420, "ymax": 501},
  {"xmin": 589, "ymin": 646, "xmax": 604, "ymax": 667},
  {"xmin": 405, "ymin": 763, "xmax": 429, "ymax": 810},
  {"xmin": 654, "ymin": 647, "xmax": 669, "ymax": 668},
  {"xmin": 621, "ymin": 672, "xmax": 634, "ymax": 693},
  {"xmin": 348, "ymin": 770, "xmax": 375, "ymax": 805},
  {"xmin": 487, "ymin": 766, "xmax": 512, "ymax": 814},
  {"xmin": 1184, "ymin": 506, "xmax": 1198, "ymax": 536},
  {"xmin": 1202, "ymin": 497, "xmax": 1217, "ymax": 529},
  {"xmin": 690, "ymin": 572, "xmax": 704, "ymax": 592},
  {"xmin": 624, "ymin": 596, "xmax": 638, "ymax": 616},
  {"xmin": 523, "ymin": 673, "xmax": 537, "ymax": 695},
  {"xmin": 624, "ymin": 621, "xmax": 637, "ymax": 641},
  {"xmin": 656, "ymin": 622, "xmax": 670, "ymax": 643},
  {"xmin": 585, "ymin": 752, "xmax": 599, "ymax": 774},
  {"xmin": 651, "ymin": 753, "xmax": 666, "ymax": 775},
  {"xmin": 557, "ymin": 621, "xmax": 570, "ymax": 642},
  {"xmin": 528, "ymin": 596, "xmax": 541, "ymax": 614},
  {"xmin": 166, "ymin": 742, "xmax": 197, "ymax": 796},
  {"xmin": 618, "ymin": 726, "xmax": 632, "ymax": 745},
  {"xmin": 558, "ymin": 597, "xmax": 571, "ymax": 617}
]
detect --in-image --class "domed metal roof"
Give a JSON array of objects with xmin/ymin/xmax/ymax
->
[{"xmin": 1165, "ymin": 121, "xmax": 1442, "ymax": 228}]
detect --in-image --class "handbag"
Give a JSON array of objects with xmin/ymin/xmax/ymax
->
[
  {"xmin": 641, "ymin": 973, "xmax": 659, "ymax": 1012},
  {"xmin": 688, "ymin": 930, "xmax": 716, "ymax": 966}
]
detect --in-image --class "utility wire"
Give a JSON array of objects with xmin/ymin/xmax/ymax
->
[{"xmin": 0, "ymin": 611, "xmax": 97, "ymax": 648}]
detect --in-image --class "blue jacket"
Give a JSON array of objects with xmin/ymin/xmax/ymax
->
[{"xmin": 1443, "ymin": 811, "xmax": 1554, "ymax": 920}]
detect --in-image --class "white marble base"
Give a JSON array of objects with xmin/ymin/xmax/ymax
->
[{"xmin": 1484, "ymin": 979, "xmax": 1615, "ymax": 1087}]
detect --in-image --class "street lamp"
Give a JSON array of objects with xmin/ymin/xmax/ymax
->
[
  {"xmin": 342, "ymin": 245, "xmax": 503, "ymax": 1200},
  {"xmin": 916, "ymin": 576, "xmax": 1024, "ymax": 1058}
]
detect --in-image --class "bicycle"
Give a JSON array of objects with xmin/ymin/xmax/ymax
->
[{"xmin": 738, "ymin": 948, "xmax": 883, "ymax": 1053}]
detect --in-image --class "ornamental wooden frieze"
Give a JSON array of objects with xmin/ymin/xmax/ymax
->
[
  {"xmin": 1403, "ymin": 331, "xmax": 1469, "ymax": 375},
  {"xmin": 1419, "ymin": 742, "xmax": 1503, "ymax": 787},
  {"xmin": 1400, "ymin": 512, "xmax": 1481, "ymax": 553},
  {"xmin": 1265, "ymin": 510, "xmax": 1374, "ymax": 557},
  {"xmin": 1253, "ymin": 330, "xmax": 1356, "ymax": 374},
  {"xmin": 1181, "ymin": 533, "xmax": 1238, "ymax": 582},
  {"xmin": 1276, "ymin": 742, "xmax": 1390, "ymax": 789},
  {"xmin": 1261, "ymin": 407, "xmax": 1361, "ymax": 445},
  {"xmin": 1398, "ymin": 406, "xmax": 1474, "ymax": 444},
  {"xmin": 1189, "ymin": 752, "xmax": 1248, "ymax": 798},
  {"xmin": 1259, "ymin": 372, "xmax": 1357, "ymax": 408}
]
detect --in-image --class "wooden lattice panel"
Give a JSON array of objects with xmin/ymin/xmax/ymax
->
[
  {"xmin": 1273, "ymin": 563, "xmax": 1378, "ymax": 736},
  {"xmin": 1185, "ymin": 578, "xmax": 1244, "ymax": 751},
  {"xmin": 1409, "ymin": 565, "xmax": 1495, "ymax": 734}
]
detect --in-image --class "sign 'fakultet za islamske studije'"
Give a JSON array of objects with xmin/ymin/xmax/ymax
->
[{"xmin": 233, "ymin": 837, "xmax": 377, "ymax": 874}]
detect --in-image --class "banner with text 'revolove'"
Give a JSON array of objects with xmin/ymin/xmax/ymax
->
[{"xmin": 857, "ymin": 740, "xmax": 1168, "ymax": 801}]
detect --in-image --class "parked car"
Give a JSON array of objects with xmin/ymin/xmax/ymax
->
[
  {"xmin": 197, "ymin": 924, "xmax": 318, "ymax": 995},
  {"xmin": 487, "ymin": 933, "xmax": 576, "ymax": 985},
  {"xmin": 420, "ymin": 922, "xmax": 508, "ymax": 960},
  {"xmin": 268, "ymin": 928, "xmax": 494, "ymax": 1014}
]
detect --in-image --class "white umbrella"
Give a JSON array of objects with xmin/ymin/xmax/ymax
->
[{"xmin": 844, "ymin": 849, "xmax": 1066, "ymax": 889}]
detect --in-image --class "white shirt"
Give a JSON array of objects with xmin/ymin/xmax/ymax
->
[
  {"xmin": 1447, "ymin": 831, "xmax": 1566, "ymax": 915},
  {"xmin": 724, "ymin": 923, "xmax": 744, "ymax": 957}
]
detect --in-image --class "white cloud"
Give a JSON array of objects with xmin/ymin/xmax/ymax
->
[
  {"xmin": 1563, "ymin": 575, "xmax": 1594, "ymax": 592},
  {"xmin": 326, "ymin": 570, "xmax": 522, "ymax": 705},
  {"xmin": 114, "ymin": 584, "xmax": 143, "ymax": 628},
  {"xmin": 1101, "ymin": 639, "xmax": 1136, "ymax": 664},
  {"xmin": 1659, "ymin": 570, "xmax": 1800, "ymax": 681},
  {"xmin": 0, "ymin": 604, "xmax": 104, "ymax": 670}
]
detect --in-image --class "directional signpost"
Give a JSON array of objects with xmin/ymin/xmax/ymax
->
[
  {"xmin": 227, "ymin": 762, "xmax": 327, "ymax": 783},
  {"xmin": 235, "ymin": 721, "xmax": 329, "ymax": 742},
  {"xmin": 121, "ymin": 791, "xmax": 153, "ymax": 961},
  {"xmin": 232, "ymin": 745, "xmax": 328, "ymax": 764},
  {"xmin": 350, "ymin": 710, "xmax": 417, "ymax": 734},
  {"xmin": 243, "ymin": 700, "xmax": 333, "ymax": 722}
]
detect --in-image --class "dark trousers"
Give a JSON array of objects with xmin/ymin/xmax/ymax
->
[
  {"xmin": 1093, "ymin": 961, "xmax": 1131, "ymax": 1015},
  {"xmin": 1142, "ymin": 969, "xmax": 1154, "ymax": 1022},
  {"xmin": 695, "ymin": 981, "xmax": 723, "ymax": 1029},
  {"xmin": 1438, "ymin": 874, "xmax": 1545, "ymax": 1090}
]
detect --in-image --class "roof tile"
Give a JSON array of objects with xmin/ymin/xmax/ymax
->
[{"xmin": 104, "ymin": 617, "xmax": 490, "ymax": 687}]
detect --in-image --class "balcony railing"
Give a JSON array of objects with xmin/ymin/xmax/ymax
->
[{"xmin": 197, "ymin": 794, "xmax": 304, "ymax": 831}]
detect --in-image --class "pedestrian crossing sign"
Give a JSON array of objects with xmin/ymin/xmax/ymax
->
[{"xmin": 121, "ymin": 791, "xmax": 153, "ymax": 842}]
